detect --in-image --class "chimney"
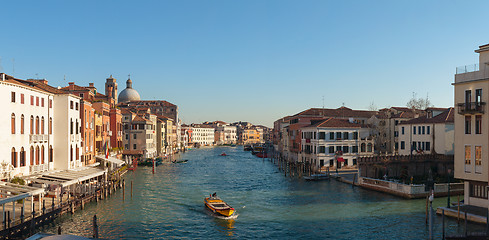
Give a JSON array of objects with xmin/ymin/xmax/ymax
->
[
  {"xmin": 1, "ymin": 73, "xmax": 5, "ymax": 81},
  {"xmin": 89, "ymin": 83, "xmax": 94, "ymax": 88},
  {"xmin": 69, "ymin": 82, "xmax": 75, "ymax": 91},
  {"xmin": 39, "ymin": 79, "xmax": 48, "ymax": 85}
]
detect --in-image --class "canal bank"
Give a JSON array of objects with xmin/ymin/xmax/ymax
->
[{"xmin": 40, "ymin": 147, "xmax": 485, "ymax": 239}]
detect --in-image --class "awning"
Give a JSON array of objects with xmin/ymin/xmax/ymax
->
[
  {"xmin": 96, "ymin": 155, "xmax": 125, "ymax": 166},
  {"xmin": 30, "ymin": 167, "xmax": 107, "ymax": 188},
  {"xmin": 337, "ymin": 157, "xmax": 345, "ymax": 162},
  {"xmin": 0, "ymin": 182, "xmax": 45, "ymax": 205}
]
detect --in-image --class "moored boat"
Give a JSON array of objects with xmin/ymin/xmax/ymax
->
[
  {"xmin": 304, "ymin": 173, "xmax": 330, "ymax": 181},
  {"xmin": 204, "ymin": 193, "xmax": 235, "ymax": 217},
  {"xmin": 255, "ymin": 152, "xmax": 267, "ymax": 158}
]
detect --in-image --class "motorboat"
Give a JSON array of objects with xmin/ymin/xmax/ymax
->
[
  {"xmin": 220, "ymin": 152, "xmax": 227, "ymax": 156},
  {"xmin": 204, "ymin": 193, "xmax": 235, "ymax": 217}
]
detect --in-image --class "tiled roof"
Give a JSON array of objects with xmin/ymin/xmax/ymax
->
[
  {"xmin": 305, "ymin": 117, "xmax": 361, "ymax": 128},
  {"xmin": 294, "ymin": 107, "xmax": 377, "ymax": 118},
  {"xmin": 60, "ymin": 84, "xmax": 89, "ymax": 91},
  {"xmin": 132, "ymin": 115, "xmax": 150, "ymax": 122},
  {"xmin": 400, "ymin": 108, "xmax": 454, "ymax": 125}
]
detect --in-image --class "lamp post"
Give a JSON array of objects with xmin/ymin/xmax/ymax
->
[{"xmin": 447, "ymin": 168, "xmax": 452, "ymax": 208}]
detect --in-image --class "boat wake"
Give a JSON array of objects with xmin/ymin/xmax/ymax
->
[{"xmin": 205, "ymin": 208, "xmax": 239, "ymax": 219}]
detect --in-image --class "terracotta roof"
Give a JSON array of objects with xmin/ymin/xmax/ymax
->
[
  {"xmin": 120, "ymin": 108, "xmax": 134, "ymax": 115},
  {"xmin": 60, "ymin": 84, "xmax": 89, "ymax": 91},
  {"xmin": 305, "ymin": 117, "xmax": 362, "ymax": 128},
  {"xmin": 132, "ymin": 115, "xmax": 150, "ymax": 122},
  {"xmin": 391, "ymin": 107, "xmax": 411, "ymax": 112},
  {"xmin": 400, "ymin": 108, "xmax": 454, "ymax": 125},
  {"xmin": 294, "ymin": 107, "xmax": 377, "ymax": 118},
  {"xmin": 14, "ymin": 79, "xmax": 66, "ymax": 94},
  {"xmin": 124, "ymin": 100, "xmax": 176, "ymax": 107}
]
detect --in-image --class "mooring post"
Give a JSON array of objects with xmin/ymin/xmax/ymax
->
[
  {"xmin": 93, "ymin": 214, "xmax": 99, "ymax": 239},
  {"xmin": 58, "ymin": 226, "xmax": 62, "ymax": 235},
  {"xmin": 442, "ymin": 209, "xmax": 445, "ymax": 240},
  {"xmin": 7, "ymin": 211, "xmax": 10, "ymax": 229},
  {"xmin": 20, "ymin": 207, "xmax": 24, "ymax": 224},
  {"xmin": 52, "ymin": 197, "xmax": 55, "ymax": 212},
  {"xmin": 465, "ymin": 211, "xmax": 468, "ymax": 237},
  {"xmin": 42, "ymin": 200, "xmax": 46, "ymax": 215},
  {"xmin": 425, "ymin": 196, "xmax": 429, "ymax": 224}
]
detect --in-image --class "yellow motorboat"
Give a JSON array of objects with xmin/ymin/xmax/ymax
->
[{"xmin": 204, "ymin": 193, "xmax": 235, "ymax": 217}]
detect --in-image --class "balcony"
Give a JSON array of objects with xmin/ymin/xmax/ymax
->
[
  {"xmin": 30, "ymin": 164, "xmax": 49, "ymax": 173},
  {"xmin": 457, "ymin": 102, "xmax": 485, "ymax": 115},
  {"xmin": 29, "ymin": 134, "xmax": 48, "ymax": 144}
]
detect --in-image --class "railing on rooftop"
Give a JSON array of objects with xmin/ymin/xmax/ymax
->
[{"xmin": 456, "ymin": 63, "xmax": 479, "ymax": 74}]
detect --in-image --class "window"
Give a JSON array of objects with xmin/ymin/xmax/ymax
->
[
  {"xmin": 133, "ymin": 144, "xmax": 137, "ymax": 149},
  {"xmin": 76, "ymin": 120, "xmax": 79, "ymax": 134},
  {"xmin": 361, "ymin": 143, "xmax": 366, "ymax": 152},
  {"xmin": 11, "ymin": 113, "xmax": 15, "ymax": 134},
  {"xmin": 329, "ymin": 132, "xmax": 334, "ymax": 140},
  {"xmin": 126, "ymin": 134, "xmax": 129, "ymax": 140},
  {"xmin": 465, "ymin": 146, "xmax": 471, "ymax": 165},
  {"xmin": 70, "ymin": 119, "xmax": 73, "ymax": 134},
  {"xmin": 476, "ymin": 116, "xmax": 482, "ymax": 134},
  {"xmin": 413, "ymin": 126, "xmax": 416, "ymax": 135},
  {"xmin": 36, "ymin": 117, "xmax": 39, "ymax": 134},
  {"xmin": 30, "ymin": 146, "xmax": 34, "ymax": 165},
  {"xmin": 20, "ymin": 147, "xmax": 25, "ymax": 166},
  {"xmin": 41, "ymin": 117, "xmax": 44, "ymax": 134},
  {"xmin": 401, "ymin": 127, "xmax": 405, "ymax": 135},
  {"xmin": 367, "ymin": 143, "xmax": 373, "ymax": 152},
  {"xmin": 20, "ymin": 115, "xmax": 24, "ymax": 134},
  {"xmin": 475, "ymin": 146, "xmax": 482, "ymax": 166},
  {"xmin": 70, "ymin": 101, "xmax": 73, "ymax": 109},
  {"xmin": 476, "ymin": 89, "xmax": 482, "ymax": 104},
  {"xmin": 11, "ymin": 148, "xmax": 17, "ymax": 168},
  {"xmin": 49, "ymin": 146, "xmax": 53, "ymax": 162},
  {"xmin": 395, "ymin": 120, "xmax": 399, "ymax": 125},
  {"xmin": 319, "ymin": 132, "xmax": 325, "ymax": 139},
  {"xmin": 342, "ymin": 146, "xmax": 349, "ymax": 153},
  {"xmin": 75, "ymin": 102, "xmax": 79, "ymax": 111},
  {"xmin": 76, "ymin": 145, "xmax": 79, "ymax": 160},
  {"xmin": 41, "ymin": 146, "xmax": 45, "ymax": 164},
  {"xmin": 30, "ymin": 95, "xmax": 34, "ymax": 105},
  {"xmin": 20, "ymin": 94, "xmax": 24, "ymax": 104},
  {"xmin": 401, "ymin": 141, "xmax": 405, "ymax": 150},
  {"xmin": 49, "ymin": 118, "xmax": 52, "ymax": 134},
  {"xmin": 426, "ymin": 142, "xmax": 431, "ymax": 151},
  {"xmin": 418, "ymin": 126, "xmax": 421, "ymax": 135},
  {"xmin": 343, "ymin": 132, "xmax": 349, "ymax": 140},
  {"xmin": 427, "ymin": 126, "xmax": 430, "ymax": 135},
  {"xmin": 422, "ymin": 126, "xmax": 425, "ymax": 135},
  {"xmin": 133, "ymin": 134, "xmax": 137, "ymax": 139},
  {"xmin": 336, "ymin": 132, "xmax": 342, "ymax": 139},
  {"xmin": 30, "ymin": 116, "xmax": 34, "ymax": 134},
  {"xmin": 41, "ymin": 98, "xmax": 44, "ymax": 107},
  {"xmin": 70, "ymin": 145, "xmax": 73, "ymax": 162},
  {"xmin": 353, "ymin": 132, "xmax": 358, "ymax": 140},
  {"xmin": 352, "ymin": 146, "xmax": 358, "ymax": 153},
  {"xmin": 465, "ymin": 116, "xmax": 471, "ymax": 134},
  {"xmin": 466, "ymin": 90, "xmax": 472, "ymax": 104},
  {"xmin": 336, "ymin": 146, "xmax": 342, "ymax": 152},
  {"xmin": 36, "ymin": 97, "xmax": 39, "ymax": 106},
  {"xmin": 49, "ymin": 99, "xmax": 52, "ymax": 108},
  {"xmin": 422, "ymin": 142, "xmax": 425, "ymax": 150},
  {"xmin": 329, "ymin": 146, "xmax": 335, "ymax": 153},
  {"xmin": 11, "ymin": 92, "xmax": 15, "ymax": 102},
  {"xmin": 470, "ymin": 182, "xmax": 487, "ymax": 199},
  {"xmin": 319, "ymin": 146, "xmax": 325, "ymax": 153}
]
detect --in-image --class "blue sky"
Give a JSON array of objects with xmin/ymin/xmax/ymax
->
[{"xmin": 1, "ymin": 1, "xmax": 488, "ymax": 127}]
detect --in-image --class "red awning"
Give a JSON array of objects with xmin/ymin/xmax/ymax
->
[{"xmin": 337, "ymin": 157, "xmax": 345, "ymax": 162}]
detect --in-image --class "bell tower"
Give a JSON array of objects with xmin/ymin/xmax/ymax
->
[{"xmin": 105, "ymin": 75, "xmax": 118, "ymax": 102}]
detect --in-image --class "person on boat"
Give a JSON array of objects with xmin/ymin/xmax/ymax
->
[{"xmin": 212, "ymin": 192, "xmax": 217, "ymax": 197}]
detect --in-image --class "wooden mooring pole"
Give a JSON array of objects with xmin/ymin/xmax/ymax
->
[{"xmin": 93, "ymin": 214, "xmax": 99, "ymax": 239}]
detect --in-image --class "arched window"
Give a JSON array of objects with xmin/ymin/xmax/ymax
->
[
  {"xmin": 35, "ymin": 146, "xmax": 40, "ymax": 165},
  {"xmin": 41, "ymin": 117, "xmax": 45, "ymax": 134},
  {"xmin": 367, "ymin": 143, "xmax": 373, "ymax": 152},
  {"xmin": 20, "ymin": 147, "xmax": 25, "ymax": 167},
  {"xmin": 361, "ymin": 143, "xmax": 366, "ymax": 152},
  {"xmin": 49, "ymin": 117, "xmax": 52, "ymax": 134},
  {"xmin": 21, "ymin": 115, "xmax": 24, "ymax": 134},
  {"xmin": 70, "ymin": 145, "xmax": 73, "ymax": 162},
  {"xmin": 70, "ymin": 119, "xmax": 73, "ymax": 135},
  {"xmin": 49, "ymin": 145, "xmax": 53, "ymax": 162},
  {"xmin": 41, "ymin": 145, "xmax": 45, "ymax": 164},
  {"xmin": 36, "ymin": 116, "xmax": 40, "ymax": 134},
  {"xmin": 30, "ymin": 146, "xmax": 34, "ymax": 165},
  {"xmin": 11, "ymin": 113, "xmax": 15, "ymax": 134},
  {"xmin": 76, "ymin": 120, "xmax": 79, "ymax": 134},
  {"xmin": 30, "ymin": 116, "xmax": 34, "ymax": 134},
  {"xmin": 76, "ymin": 144, "xmax": 79, "ymax": 160},
  {"xmin": 11, "ymin": 148, "xmax": 17, "ymax": 168}
]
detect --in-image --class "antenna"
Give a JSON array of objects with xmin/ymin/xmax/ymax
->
[
  {"xmin": 64, "ymin": 75, "xmax": 66, "ymax": 82},
  {"xmin": 322, "ymin": 95, "xmax": 324, "ymax": 109}
]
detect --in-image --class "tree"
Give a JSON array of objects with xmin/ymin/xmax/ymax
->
[{"xmin": 406, "ymin": 92, "xmax": 433, "ymax": 110}]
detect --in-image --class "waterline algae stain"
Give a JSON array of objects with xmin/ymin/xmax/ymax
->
[{"xmin": 43, "ymin": 147, "xmax": 483, "ymax": 239}]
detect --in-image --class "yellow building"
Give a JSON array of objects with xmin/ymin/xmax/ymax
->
[{"xmin": 243, "ymin": 128, "xmax": 262, "ymax": 145}]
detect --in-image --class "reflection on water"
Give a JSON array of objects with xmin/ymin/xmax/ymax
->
[{"xmin": 41, "ymin": 146, "xmax": 485, "ymax": 239}]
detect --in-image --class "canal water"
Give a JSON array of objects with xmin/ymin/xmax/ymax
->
[{"xmin": 41, "ymin": 146, "xmax": 484, "ymax": 239}]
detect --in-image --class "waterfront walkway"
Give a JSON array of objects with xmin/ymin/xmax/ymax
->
[{"xmin": 437, "ymin": 205, "xmax": 489, "ymax": 224}]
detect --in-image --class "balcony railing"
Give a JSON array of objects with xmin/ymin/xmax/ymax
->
[
  {"xmin": 30, "ymin": 164, "xmax": 49, "ymax": 173},
  {"xmin": 29, "ymin": 134, "xmax": 48, "ymax": 144},
  {"xmin": 457, "ymin": 102, "xmax": 485, "ymax": 114},
  {"xmin": 456, "ymin": 63, "xmax": 479, "ymax": 74}
]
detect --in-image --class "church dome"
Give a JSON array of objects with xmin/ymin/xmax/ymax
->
[{"xmin": 118, "ymin": 78, "xmax": 141, "ymax": 103}]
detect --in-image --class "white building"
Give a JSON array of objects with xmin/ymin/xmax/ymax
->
[
  {"xmin": 191, "ymin": 124, "xmax": 215, "ymax": 146},
  {"xmin": 397, "ymin": 108, "xmax": 454, "ymax": 156},
  {"xmin": 0, "ymin": 74, "xmax": 83, "ymax": 180},
  {"xmin": 300, "ymin": 118, "xmax": 375, "ymax": 170},
  {"xmin": 122, "ymin": 109, "xmax": 158, "ymax": 158},
  {"xmin": 215, "ymin": 125, "xmax": 237, "ymax": 145}
]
